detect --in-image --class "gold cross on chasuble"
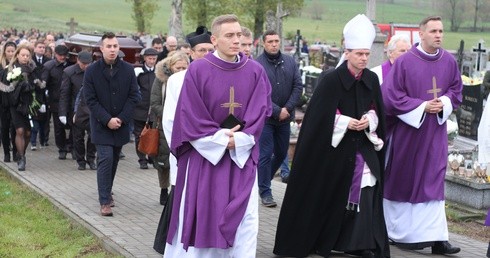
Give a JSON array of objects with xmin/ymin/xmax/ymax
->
[
  {"xmin": 427, "ymin": 76, "xmax": 442, "ymax": 99},
  {"xmin": 221, "ymin": 86, "xmax": 242, "ymax": 114}
]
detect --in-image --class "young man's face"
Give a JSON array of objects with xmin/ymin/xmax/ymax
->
[
  {"xmin": 346, "ymin": 49, "xmax": 370, "ymax": 73},
  {"xmin": 240, "ymin": 36, "xmax": 253, "ymax": 58},
  {"xmin": 263, "ymin": 34, "xmax": 280, "ymax": 55},
  {"xmin": 152, "ymin": 43, "xmax": 163, "ymax": 52},
  {"xmin": 34, "ymin": 43, "xmax": 46, "ymax": 56},
  {"xmin": 211, "ymin": 21, "xmax": 242, "ymax": 60},
  {"xmin": 100, "ymin": 37, "xmax": 120, "ymax": 63}
]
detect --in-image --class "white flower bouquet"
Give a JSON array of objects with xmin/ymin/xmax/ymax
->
[{"xmin": 6, "ymin": 67, "xmax": 23, "ymax": 83}]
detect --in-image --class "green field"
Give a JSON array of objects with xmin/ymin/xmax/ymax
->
[{"xmin": 0, "ymin": 0, "xmax": 488, "ymax": 51}]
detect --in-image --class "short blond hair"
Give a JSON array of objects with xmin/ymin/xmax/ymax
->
[{"xmin": 211, "ymin": 14, "xmax": 239, "ymax": 36}]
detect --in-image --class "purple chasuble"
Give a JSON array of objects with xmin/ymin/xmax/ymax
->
[
  {"xmin": 382, "ymin": 43, "xmax": 462, "ymax": 203},
  {"xmin": 168, "ymin": 52, "xmax": 272, "ymax": 249},
  {"xmin": 486, "ymin": 209, "xmax": 490, "ymax": 226},
  {"xmin": 347, "ymin": 153, "xmax": 365, "ymax": 209},
  {"xmin": 381, "ymin": 60, "xmax": 391, "ymax": 82}
]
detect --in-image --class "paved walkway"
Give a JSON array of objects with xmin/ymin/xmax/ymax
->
[{"xmin": 1, "ymin": 143, "xmax": 487, "ymax": 257}]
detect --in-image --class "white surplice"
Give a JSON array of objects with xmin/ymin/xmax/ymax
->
[{"xmin": 383, "ymin": 98, "xmax": 451, "ymax": 243}]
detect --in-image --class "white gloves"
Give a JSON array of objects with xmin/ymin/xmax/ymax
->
[
  {"xmin": 38, "ymin": 104, "xmax": 46, "ymax": 113},
  {"xmin": 4, "ymin": 84, "xmax": 15, "ymax": 92},
  {"xmin": 59, "ymin": 116, "xmax": 67, "ymax": 125},
  {"xmin": 33, "ymin": 79, "xmax": 46, "ymax": 89}
]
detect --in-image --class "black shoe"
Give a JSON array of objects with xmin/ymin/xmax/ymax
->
[
  {"xmin": 4, "ymin": 154, "xmax": 10, "ymax": 162},
  {"xmin": 261, "ymin": 196, "xmax": 277, "ymax": 207},
  {"xmin": 140, "ymin": 163, "xmax": 148, "ymax": 169},
  {"xmin": 17, "ymin": 156, "xmax": 26, "ymax": 171},
  {"xmin": 88, "ymin": 161, "xmax": 97, "ymax": 170},
  {"xmin": 160, "ymin": 188, "xmax": 168, "ymax": 205},
  {"xmin": 432, "ymin": 241, "xmax": 461, "ymax": 255},
  {"xmin": 346, "ymin": 250, "xmax": 375, "ymax": 258},
  {"xmin": 486, "ymin": 242, "xmax": 490, "ymax": 258},
  {"xmin": 119, "ymin": 152, "xmax": 125, "ymax": 159},
  {"xmin": 78, "ymin": 163, "xmax": 86, "ymax": 170},
  {"xmin": 59, "ymin": 151, "xmax": 67, "ymax": 160}
]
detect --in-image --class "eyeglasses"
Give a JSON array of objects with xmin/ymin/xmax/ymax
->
[{"xmin": 195, "ymin": 48, "xmax": 214, "ymax": 53}]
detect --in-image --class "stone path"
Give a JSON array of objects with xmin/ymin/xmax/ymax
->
[{"xmin": 1, "ymin": 142, "xmax": 487, "ymax": 257}]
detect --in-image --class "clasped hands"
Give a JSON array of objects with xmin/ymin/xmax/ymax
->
[
  {"xmin": 425, "ymin": 98, "xmax": 443, "ymax": 114},
  {"xmin": 107, "ymin": 117, "xmax": 122, "ymax": 130},
  {"xmin": 225, "ymin": 124, "xmax": 241, "ymax": 149},
  {"xmin": 348, "ymin": 115, "xmax": 369, "ymax": 131}
]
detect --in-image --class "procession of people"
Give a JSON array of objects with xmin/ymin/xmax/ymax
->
[{"xmin": 3, "ymin": 11, "xmax": 490, "ymax": 258}]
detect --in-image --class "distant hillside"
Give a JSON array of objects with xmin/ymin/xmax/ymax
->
[{"xmin": 0, "ymin": 0, "xmax": 488, "ymax": 50}]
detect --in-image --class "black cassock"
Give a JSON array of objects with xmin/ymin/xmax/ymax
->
[{"xmin": 273, "ymin": 61, "xmax": 389, "ymax": 258}]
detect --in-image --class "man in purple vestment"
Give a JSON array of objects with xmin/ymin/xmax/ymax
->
[
  {"xmin": 164, "ymin": 14, "xmax": 271, "ymax": 257},
  {"xmin": 382, "ymin": 16, "xmax": 463, "ymax": 254},
  {"xmin": 371, "ymin": 34, "xmax": 410, "ymax": 85}
]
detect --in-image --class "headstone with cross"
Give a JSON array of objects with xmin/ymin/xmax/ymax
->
[
  {"xmin": 66, "ymin": 17, "xmax": 79, "ymax": 36},
  {"xmin": 472, "ymin": 39, "xmax": 487, "ymax": 74}
]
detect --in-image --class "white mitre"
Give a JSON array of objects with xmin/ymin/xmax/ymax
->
[{"xmin": 336, "ymin": 14, "xmax": 376, "ymax": 68}]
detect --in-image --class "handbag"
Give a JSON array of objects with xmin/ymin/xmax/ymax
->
[{"xmin": 138, "ymin": 108, "xmax": 159, "ymax": 156}]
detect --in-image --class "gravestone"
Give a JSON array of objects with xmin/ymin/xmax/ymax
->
[
  {"xmin": 456, "ymin": 41, "xmax": 488, "ymax": 140},
  {"xmin": 66, "ymin": 17, "xmax": 78, "ymax": 36},
  {"xmin": 457, "ymin": 86, "xmax": 484, "ymax": 140},
  {"xmin": 304, "ymin": 73, "xmax": 319, "ymax": 100}
]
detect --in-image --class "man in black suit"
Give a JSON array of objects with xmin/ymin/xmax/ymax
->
[
  {"xmin": 59, "ymin": 51, "xmax": 95, "ymax": 171},
  {"xmin": 84, "ymin": 32, "xmax": 141, "ymax": 216},
  {"xmin": 32, "ymin": 40, "xmax": 51, "ymax": 148},
  {"xmin": 42, "ymin": 45, "xmax": 73, "ymax": 159}
]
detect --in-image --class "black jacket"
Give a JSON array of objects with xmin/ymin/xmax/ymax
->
[
  {"xmin": 84, "ymin": 58, "xmax": 141, "ymax": 147},
  {"xmin": 133, "ymin": 65, "xmax": 156, "ymax": 122},
  {"xmin": 59, "ymin": 63, "xmax": 84, "ymax": 118},
  {"xmin": 255, "ymin": 51, "xmax": 303, "ymax": 125},
  {"xmin": 42, "ymin": 59, "xmax": 72, "ymax": 112}
]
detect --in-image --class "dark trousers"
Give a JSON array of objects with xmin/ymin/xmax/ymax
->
[
  {"xmin": 96, "ymin": 144, "xmax": 122, "ymax": 205},
  {"xmin": 0, "ymin": 109, "xmax": 16, "ymax": 156},
  {"xmin": 133, "ymin": 119, "xmax": 151, "ymax": 164},
  {"xmin": 257, "ymin": 122, "xmax": 291, "ymax": 198},
  {"xmin": 73, "ymin": 119, "xmax": 95, "ymax": 165},
  {"xmin": 44, "ymin": 110, "xmax": 50, "ymax": 144},
  {"xmin": 52, "ymin": 111, "xmax": 72, "ymax": 153},
  {"xmin": 30, "ymin": 119, "xmax": 47, "ymax": 146}
]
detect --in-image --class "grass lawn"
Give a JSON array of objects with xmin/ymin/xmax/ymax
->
[
  {"xmin": 0, "ymin": 0, "xmax": 488, "ymax": 51},
  {"xmin": 0, "ymin": 169, "xmax": 120, "ymax": 257}
]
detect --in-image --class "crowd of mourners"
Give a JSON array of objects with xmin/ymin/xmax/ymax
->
[{"xmin": 2, "ymin": 14, "xmax": 489, "ymax": 258}]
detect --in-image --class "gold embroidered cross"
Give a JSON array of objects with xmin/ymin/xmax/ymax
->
[
  {"xmin": 427, "ymin": 76, "xmax": 441, "ymax": 99},
  {"xmin": 220, "ymin": 86, "xmax": 242, "ymax": 114}
]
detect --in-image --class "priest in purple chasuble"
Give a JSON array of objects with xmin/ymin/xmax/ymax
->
[
  {"xmin": 164, "ymin": 14, "xmax": 271, "ymax": 257},
  {"xmin": 274, "ymin": 14, "xmax": 389, "ymax": 258},
  {"xmin": 382, "ymin": 16, "xmax": 463, "ymax": 254}
]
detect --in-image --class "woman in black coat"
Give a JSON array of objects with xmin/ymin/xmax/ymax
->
[
  {"xmin": 0, "ymin": 41, "xmax": 17, "ymax": 162},
  {"xmin": 0, "ymin": 44, "xmax": 44, "ymax": 170}
]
